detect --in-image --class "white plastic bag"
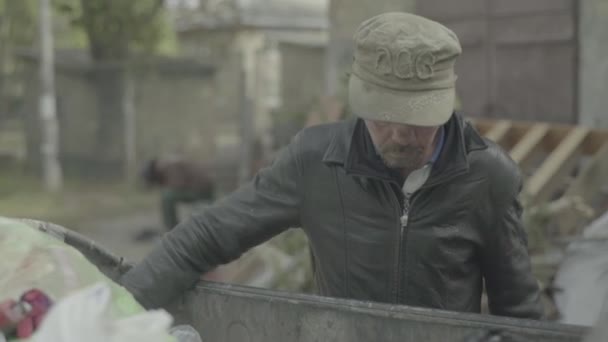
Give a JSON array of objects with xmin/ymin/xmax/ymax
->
[
  {"xmin": 31, "ymin": 283, "xmax": 175, "ymax": 342},
  {"xmin": 169, "ymin": 325, "xmax": 203, "ymax": 342}
]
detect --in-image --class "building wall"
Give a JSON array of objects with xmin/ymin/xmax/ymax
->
[
  {"xmin": 325, "ymin": 0, "xmax": 416, "ymax": 96},
  {"xmin": 21, "ymin": 67, "xmax": 101, "ymax": 176},
  {"xmin": 578, "ymin": 0, "xmax": 608, "ymax": 128},
  {"xmin": 270, "ymin": 41, "xmax": 326, "ymax": 147},
  {"xmin": 177, "ymin": 27, "xmax": 328, "ymax": 153},
  {"xmin": 177, "ymin": 28, "xmax": 245, "ymax": 161},
  {"xmin": 134, "ymin": 68, "xmax": 221, "ymax": 162},
  {"xmin": 178, "ymin": 29, "xmax": 236, "ymax": 65},
  {"xmin": 278, "ymin": 42, "xmax": 325, "ymax": 117},
  {"xmin": 235, "ymin": 30, "xmax": 271, "ymax": 138},
  {"xmin": 20, "ymin": 60, "xmax": 221, "ymax": 180},
  {"xmin": 55, "ymin": 71, "xmax": 99, "ymax": 167}
]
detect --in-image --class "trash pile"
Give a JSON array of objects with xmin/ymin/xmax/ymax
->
[
  {"xmin": 0, "ymin": 216, "xmax": 201, "ymax": 342},
  {"xmin": 553, "ymin": 211, "xmax": 608, "ymax": 326}
]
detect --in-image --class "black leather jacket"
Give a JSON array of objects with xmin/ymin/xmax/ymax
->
[{"xmin": 121, "ymin": 113, "xmax": 543, "ymax": 319}]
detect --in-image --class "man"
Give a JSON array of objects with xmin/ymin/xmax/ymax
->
[
  {"xmin": 141, "ymin": 156, "xmax": 215, "ymax": 230},
  {"xmin": 122, "ymin": 12, "xmax": 543, "ymax": 319}
]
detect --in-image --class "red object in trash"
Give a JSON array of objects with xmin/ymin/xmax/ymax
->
[
  {"xmin": 0, "ymin": 289, "xmax": 53, "ymax": 339},
  {"xmin": 0, "ymin": 299, "xmax": 31, "ymax": 335},
  {"xmin": 16, "ymin": 289, "xmax": 53, "ymax": 339}
]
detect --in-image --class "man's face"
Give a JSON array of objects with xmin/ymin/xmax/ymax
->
[{"xmin": 364, "ymin": 119, "xmax": 440, "ymax": 169}]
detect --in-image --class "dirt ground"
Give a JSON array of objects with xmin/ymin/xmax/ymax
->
[
  {"xmin": 0, "ymin": 173, "xmax": 165, "ymax": 263},
  {"xmin": 75, "ymin": 210, "xmax": 163, "ymax": 263}
]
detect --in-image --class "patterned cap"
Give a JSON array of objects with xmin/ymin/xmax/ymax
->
[{"xmin": 348, "ymin": 12, "xmax": 462, "ymax": 126}]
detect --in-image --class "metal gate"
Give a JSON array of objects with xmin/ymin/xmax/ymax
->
[{"xmin": 417, "ymin": 0, "xmax": 578, "ymax": 123}]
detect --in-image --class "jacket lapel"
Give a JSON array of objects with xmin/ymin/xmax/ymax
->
[{"xmin": 322, "ymin": 113, "xmax": 489, "ymax": 187}]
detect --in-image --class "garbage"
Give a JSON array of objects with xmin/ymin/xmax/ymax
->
[
  {"xmin": 31, "ymin": 282, "xmax": 174, "ymax": 342},
  {"xmin": 0, "ymin": 217, "xmax": 178, "ymax": 341},
  {"xmin": 0, "ymin": 289, "xmax": 53, "ymax": 339},
  {"xmin": 169, "ymin": 325, "xmax": 203, "ymax": 342},
  {"xmin": 584, "ymin": 301, "xmax": 608, "ymax": 342},
  {"xmin": 553, "ymin": 210, "xmax": 608, "ymax": 326}
]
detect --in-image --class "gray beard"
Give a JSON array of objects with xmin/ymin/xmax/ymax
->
[
  {"xmin": 381, "ymin": 155, "xmax": 419, "ymax": 174},
  {"xmin": 375, "ymin": 146, "xmax": 424, "ymax": 170}
]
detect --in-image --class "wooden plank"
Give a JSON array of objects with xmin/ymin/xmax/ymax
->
[
  {"xmin": 470, "ymin": 119, "xmax": 494, "ymax": 136},
  {"xmin": 525, "ymin": 127, "xmax": 589, "ymax": 202},
  {"xmin": 542, "ymin": 125, "xmax": 573, "ymax": 152},
  {"xmin": 582, "ymin": 130, "xmax": 608, "ymax": 155},
  {"xmin": 509, "ymin": 123, "xmax": 550, "ymax": 165},
  {"xmin": 483, "ymin": 120, "xmax": 512, "ymax": 144}
]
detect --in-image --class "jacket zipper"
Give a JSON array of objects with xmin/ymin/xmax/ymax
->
[
  {"xmin": 390, "ymin": 188, "xmax": 403, "ymax": 302},
  {"xmin": 393, "ymin": 165, "xmax": 431, "ymax": 303},
  {"xmin": 351, "ymin": 167, "xmax": 452, "ymax": 303},
  {"xmin": 395, "ymin": 193, "xmax": 413, "ymax": 303}
]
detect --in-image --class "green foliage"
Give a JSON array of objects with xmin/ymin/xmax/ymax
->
[
  {"xmin": 0, "ymin": 0, "xmax": 37, "ymax": 46},
  {"xmin": 0, "ymin": 0, "xmax": 177, "ymax": 57},
  {"xmin": 54, "ymin": 0, "xmax": 178, "ymax": 59},
  {"xmin": 0, "ymin": 0, "xmax": 37, "ymax": 117},
  {"xmin": 269, "ymin": 229, "xmax": 315, "ymax": 293},
  {"xmin": 0, "ymin": 0, "xmax": 87, "ymax": 49},
  {"xmin": 522, "ymin": 197, "xmax": 552, "ymax": 253}
]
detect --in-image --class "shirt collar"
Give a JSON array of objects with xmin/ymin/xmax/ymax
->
[
  {"xmin": 355, "ymin": 121, "xmax": 445, "ymax": 185},
  {"xmin": 429, "ymin": 126, "xmax": 445, "ymax": 165},
  {"xmin": 325, "ymin": 113, "xmax": 488, "ymax": 188}
]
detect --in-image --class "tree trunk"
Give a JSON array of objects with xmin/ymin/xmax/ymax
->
[
  {"xmin": 78, "ymin": 0, "xmax": 163, "ymax": 178},
  {"xmin": 123, "ymin": 71, "xmax": 137, "ymax": 183},
  {"xmin": 238, "ymin": 65, "xmax": 254, "ymax": 184},
  {"xmin": 38, "ymin": 0, "xmax": 63, "ymax": 192},
  {"xmin": 80, "ymin": 0, "xmax": 131, "ymax": 175},
  {"xmin": 90, "ymin": 65, "xmax": 127, "ymax": 164},
  {"xmin": 0, "ymin": 14, "xmax": 8, "ymax": 119}
]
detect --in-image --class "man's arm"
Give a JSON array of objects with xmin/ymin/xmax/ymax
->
[
  {"xmin": 481, "ymin": 195, "xmax": 544, "ymax": 319},
  {"xmin": 120, "ymin": 140, "xmax": 302, "ymax": 309}
]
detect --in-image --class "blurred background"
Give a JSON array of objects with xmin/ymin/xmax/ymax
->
[{"xmin": 1, "ymin": 0, "xmax": 607, "ymax": 325}]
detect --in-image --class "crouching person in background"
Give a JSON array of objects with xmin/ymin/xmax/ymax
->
[{"xmin": 141, "ymin": 156, "xmax": 215, "ymax": 231}]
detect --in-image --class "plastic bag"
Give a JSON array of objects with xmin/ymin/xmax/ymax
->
[
  {"xmin": 0, "ymin": 217, "xmax": 176, "ymax": 341},
  {"xmin": 169, "ymin": 325, "xmax": 203, "ymax": 342},
  {"xmin": 0, "ymin": 217, "xmax": 129, "ymax": 303},
  {"xmin": 31, "ymin": 282, "xmax": 174, "ymax": 342}
]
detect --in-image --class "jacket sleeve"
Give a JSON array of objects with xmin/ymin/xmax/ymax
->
[
  {"xmin": 120, "ymin": 139, "xmax": 303, "ymax": 309},
  {"xmin": 480, "ymin": 194, "xmax": 544, "ymax": 319}
]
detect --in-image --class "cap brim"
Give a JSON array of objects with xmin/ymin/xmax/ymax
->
[{"xmin": 348, "ymin": 74, "xmax": 455, "ymax": 126}]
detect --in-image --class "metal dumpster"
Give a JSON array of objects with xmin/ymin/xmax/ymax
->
[{"xmin": 28, "ymin": 219, "xmax": 590, "ymax": 342}]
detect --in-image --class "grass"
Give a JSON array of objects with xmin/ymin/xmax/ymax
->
[{"xmin": 0, "ymin": 168, "xmax": 157, "ymax": 230}]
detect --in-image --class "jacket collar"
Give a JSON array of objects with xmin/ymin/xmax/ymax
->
[{"xmin": 322, "ymin": 113, "xmax": 488, "ymax": 186}]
